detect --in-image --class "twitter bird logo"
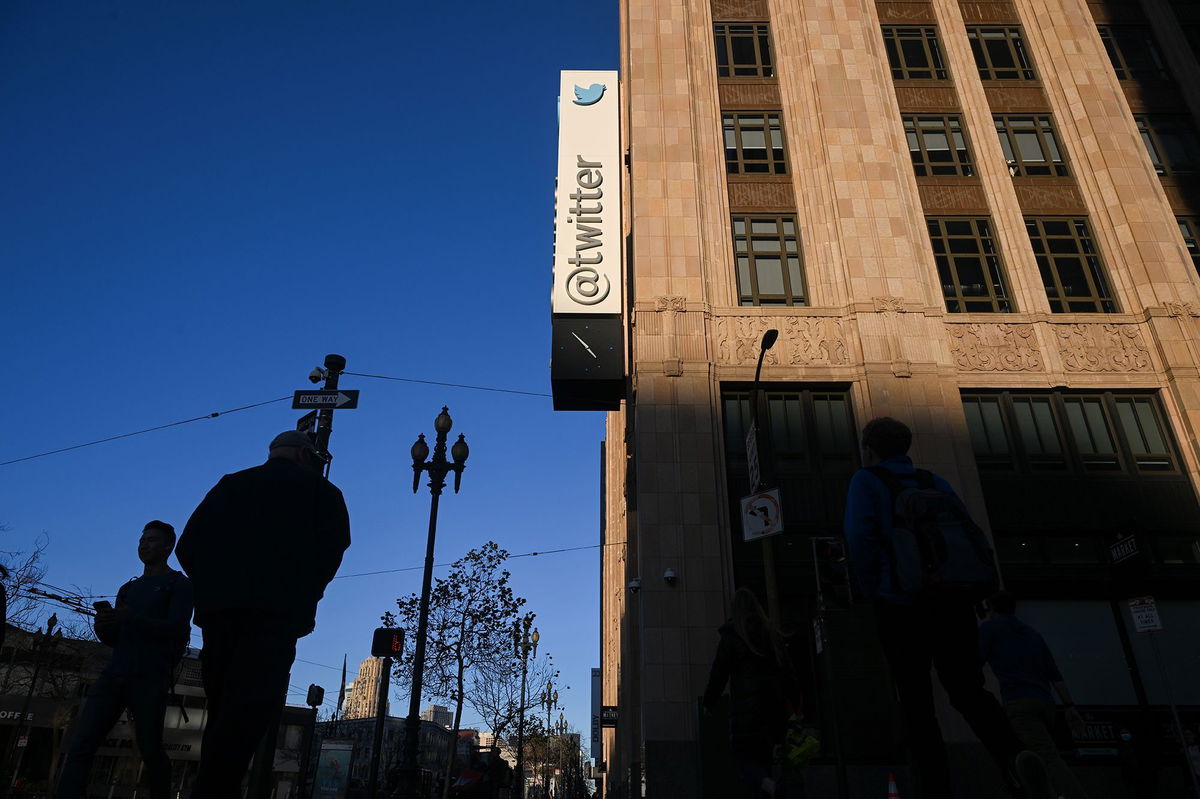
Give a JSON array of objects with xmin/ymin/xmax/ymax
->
[{"xmin": 573, "ymin": 83, "xmax": 606, "ymax": 106}]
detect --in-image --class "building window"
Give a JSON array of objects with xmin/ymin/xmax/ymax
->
[
  {"xmin": 1179, "ymin": 217, "xmax": 1200, "ymax": 275},
  {"xmin": 732, "ymin": 216, "xmax": 805, "ymax": 306},
  {"xmin": 995, "ymin": 115, "xmax": 1068, "ymax": 177},
  {"xmin": 967, "ymin": 27, "xmax": 1036, "ymax": 81},
  {"xmin": 715, "ymin": 23, "xmax": 774, "ymax": 78},
  {"xmin": 1025, "ymin": 218, "xmax": 1116, "ymax": 313},
  {"xmin": 883, "ymin": 27, "xmax": 949, "ymax": 80},
  {"xmin": 963, "ymin": 390, "xmax": 1180, "ymax": 475},
  {"xmin": 724, "ymin": 112, "xmax": 787, "ymax": 174},
  {"xmin": 927, "ymin": 218, "xmax": 1013, "ymax": 312},
  {"xmin": 904, "ymin": 116, "xmax": 974, "ymax": 176},
  {"xmin": 1097, "ymin": 26, "xmax": 1171, "ymax": 82},
  {"xmin": 1135, "ymin": 116, "xmax": 1200, "ymax": 177}
]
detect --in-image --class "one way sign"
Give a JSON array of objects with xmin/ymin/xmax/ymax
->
[{"xmin": 292, "ymin": 390, "xmax": 360, "ymax": 410}]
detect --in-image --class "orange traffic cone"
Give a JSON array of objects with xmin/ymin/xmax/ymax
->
[{"xmin": 887, "ymin": 772, "xmax": 901, "ymax": 799}]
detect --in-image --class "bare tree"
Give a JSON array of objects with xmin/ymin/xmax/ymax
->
[
  {"xmin": 468, "ymin": 651, "xmax": 556, "ymax": 752},
  {"xmin": 383, "ymin": 542, "xmax": 524, "ymax": 799}
]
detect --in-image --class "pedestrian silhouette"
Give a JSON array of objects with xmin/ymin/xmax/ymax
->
[
  {"xmin": 703, "ymin": 587, "xmax": 801, "ymax": 798},
  {"xmin": 979, "ymin": 591, "xmax": 1090, "ymax": 799},
  {"xmin": 843, "ymin": 417, "xmax": 1022, "ymax": 799},
  {"xmin": 56, "ymin": 521, "xmax": 193, "ymax": 799},
  {"xmin": 177, "ymin": 430, "xmax": 350, "ymax": 798}
]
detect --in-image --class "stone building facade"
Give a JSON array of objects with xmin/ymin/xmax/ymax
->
[
  {"xmin": 343, "ymin": 656, "xmax": 388, "ymax": 720},
  {"xmin": 597, "ymin": 0, "xmax": 1200, "ymax": 796}
]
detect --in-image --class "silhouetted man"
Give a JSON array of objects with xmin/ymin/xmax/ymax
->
[
  {"xmin": 178, "ymin": 431, "xmax": 350, "ymax": 798},
  {"xmin": 981, "ymin": 591, "xmax": 1089, "ymax": 799},
  {"xmin": 844, "ymin": 417, "xmax": 1022, "ymax": 799},
  {"xmin": 56, "ymin": 521, "xmax": 192, "ymax": 799}
]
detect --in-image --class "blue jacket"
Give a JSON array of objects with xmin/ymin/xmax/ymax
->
[{"xmin": 843, "ymin": 455, "xmax": 959, "ymax": 605}]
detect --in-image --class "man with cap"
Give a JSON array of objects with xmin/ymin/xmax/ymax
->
[{"xmin": 178, "ymin": 431, "xmax": 350, "ymax": 798}]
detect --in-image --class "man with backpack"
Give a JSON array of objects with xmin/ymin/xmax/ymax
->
[
  {"xmin": 56, "ymin": 520, "xmax": 193, "ymax": 799},
  {"xmin": 844, "ymin": 417, "xmax": 1022, "ymax": 799}
]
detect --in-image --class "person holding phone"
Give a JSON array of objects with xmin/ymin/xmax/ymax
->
[{"xmin": 55, "ymin": 521, "xmax": 193, "ymax": 799}]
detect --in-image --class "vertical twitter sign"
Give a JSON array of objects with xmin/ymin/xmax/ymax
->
[
  {"xmin": 552, "ymin": 70, "xmax": 621, "ymax": 317},
  {"xmin": 550, "ymin": 70, "xmax": 624, "ymax": 411}
]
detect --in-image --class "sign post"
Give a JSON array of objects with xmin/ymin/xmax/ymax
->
[{"xmin": 745, "ymin": 423, "xmax": 761, "ymax": 493}]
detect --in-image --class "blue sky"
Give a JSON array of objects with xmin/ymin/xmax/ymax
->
[{"xmin": 1, "ymin": 0, "xmax": 616, "ymax": 745}]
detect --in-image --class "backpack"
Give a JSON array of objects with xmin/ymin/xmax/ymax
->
[{"xmin": 867, "ymin": 466, "xmax": 998, "ymax": 599}]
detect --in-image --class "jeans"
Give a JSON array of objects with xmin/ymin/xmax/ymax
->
[
  {"xmin": 876, "ymin": 599, "xmax": 1022, "ymax": 799},
  {"xmin": 55, "ymin": 670, "xmax": 172, "ymax": 799},
  {"xmin": 1005, "ymin": 697, "xmax": 1089, "ymax": 799},
  {"xmin": 191, "ymin": 614, "xmax": 297, "ymax": 799}
]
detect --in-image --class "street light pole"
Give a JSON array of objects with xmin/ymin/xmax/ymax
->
[
  {"xmin": 398, "ymin": 407, "xmax": 469, "ymax": 799},
  {"xmin": 751, "ymin": 330, "xmax": 780, "ymax": 618},
  {"xmin": 513, "ymin": 616, "xmax": 537, "ymax": 799},
  {"xmin": 2, "ymin": 616, "xmax": 60, "ymax": 796}
]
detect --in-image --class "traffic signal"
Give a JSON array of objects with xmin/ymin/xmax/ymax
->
[
  {"xmin": 812, "ymin": 537, "xmax": 852, "ymax": 608},
  {"xmin": 305, "ymin": 684, "xmax": 325, "ymax": 708},
  {"xmin": 371, "ymin": 627, "xmax": 405, "ymax": 658}
]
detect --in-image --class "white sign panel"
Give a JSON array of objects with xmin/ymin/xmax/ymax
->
[
  {"xmin": 1128, "ymin": 596, "xmax": 1163, "ymax": 633},
  {"xmin": 553, "ymin": 70, "xmax": 621, "ymax": 316},
  {"xmin": 740, "ymin": 489, "xmax": 784, "ymax": 541}
]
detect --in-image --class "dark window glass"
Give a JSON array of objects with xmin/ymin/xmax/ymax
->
[
  {"xmin": 1025, "ymin": 217, "xmax": 1116, "ymax": 313},
  {"xmin": 967, "ymin": 27, "xmax": 1036, "ymax": 80},
  {"xmin": 883, "ymin": 27, "xmax": 949, "ymax": 80},
  {"xmin": 732, "ymin": 216, "xmax": 806, "ymax": 306},
  {"xmin": 926, "ymin": 217, "xmax": 1013, "ymax": 312},
  {"xmin": 962, "ymin": 390, "xmax": 1180, "ymax": 476},
  {"xmin": 995, "ymin": 116, "xmax": 1069, "ymax": 177},
  {"xmin": 904, "ymin": 115, "xmax": 974, "ymax": 177},
  {"xmin": 1179, "ymin": 217, "xmax": 1200, "ymax": 276},
  {"xmin": 1135, "ymin": 116, "xmax": 1200, "ymax": 177},
  {"xmin": 715, "ymin": 23, "xmax": 774, "ymax": 78},
  {"xmin": 724, "ymin": 112, "xmax": 788, "ymax": 175},
  {"xmin": 1097, "ymin": 26, "xmax": 1171, "ymax": 82}
]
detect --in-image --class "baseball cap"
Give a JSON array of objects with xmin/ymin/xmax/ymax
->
[{"xmin": 269, "ymin": 431, "xmax": 317, "ymax": 451}]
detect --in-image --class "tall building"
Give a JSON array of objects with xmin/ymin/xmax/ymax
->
[
  {"xmin": 557, "ymin": 0, "xmax": 1200, "ymax": 797},
  {"xmin": 421, "ymin": 703, "xmax": 454, "ymax": 729},
  {"xmin": 342, "ymin": 657, "xmax": 388, "ymax": 720}
]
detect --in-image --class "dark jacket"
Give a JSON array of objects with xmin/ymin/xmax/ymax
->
[
  {"xmin": 703, "ymin": 622, "xmax": 795, "ymax": 747},
  {"xmin": 96, "ymin": 571, "xmax": 193, "ymax": 677},
  {"xmin": 177, "ymin": 456, "xmax": 350, "ymax": 636}
]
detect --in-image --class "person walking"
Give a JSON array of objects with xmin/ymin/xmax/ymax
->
[
  {"xmin": 177, "ymin": 430, "xmax": 350, "ymax": 798},
  {"xmin": 844, "ymin": 417, "xmax": 1023, "ymax": 799},
  {"xmin": 56, "ymin": 521, "xmax": 193, "ymax": 799},
  {"xmin": 979, "ymin": 591, "xmax": 1089, "ymax": 799},
  {"xmin": 703, "ymin": 587, "xmax": 801, "ymax": 798}
]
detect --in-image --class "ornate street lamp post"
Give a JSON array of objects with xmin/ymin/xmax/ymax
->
[
  {"xmin": 540, "ymin": 683, "xmax": 557, "ymax": 798},
  {"xmin": 513, "ymin": 614, "xmax": 538, "ymax": 799},
  {"xmin": 397, "ymin": 407, "xmax": 469, "ymax": 798}
]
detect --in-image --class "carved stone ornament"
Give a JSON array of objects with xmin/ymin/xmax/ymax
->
[
  {"xmin": 1054, "ymin": 324, "xmax": 1152, "ymax": 373},
  {"xmin": 948, "ymin": 324, "xmax": 1043, "ymax": 371},
  {"xmin": 654, "ymin": 296, "xmax": 687, "ymax": 312},
  {"xmin": 783, "ymin": 317, "xmax": 850, "ymax": 365},
  {"xmin": 1165, "ymin": 301, "xmax": 1200, "ymax": 318},
  {"xmin": 715, "ymin": 317, "xmax": 849, "ymax": 366},
  {"xmin": 710, "ymin": 0, "xmax": 769, "ymax": 20},
  {"xmin": 873, "ymin": 296, "xmax": 905, "ymax": 313}
]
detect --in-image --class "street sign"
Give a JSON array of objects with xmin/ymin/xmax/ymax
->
[
  {"xmin": 1128, "ymin": 596, "xmax": 1162, "ymax": 633},
  {"xmin": 740, "ymin": 488, "xmax": 784, "ymax": 541},
  {"xmin": 371, "ymin": 627, "xmax": 405, "ymax": 658},
  {"xmin": 1110, "ymin": 535, "xmax": 1138, "ymax": 565},
  {"xmin": 600, "ymin": 706, "xmax": 618, "ymax": 727},
  {"xmin": 296, "ymin": 410, "xmax": 319, "ymax": 434},
  {"xmin": 16, "ymin": 735, "xmax": 26, "ymax": 748},
  {"xmin": 745, "ymin": 423, "xmax": 760, "ymax": 491},
  {"xmin": 292, "ymin": 389, "xmax": 359, "ymax": 410}
]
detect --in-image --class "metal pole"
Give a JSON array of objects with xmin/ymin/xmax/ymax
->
[
  {"xmin": 315, "ymin": 354, "xmax": 345, "ymax": 476},
  {"xmin": 367, "ymin": 656, "xmax": 393, "ymax": 798},
  {"xmin": 296, "ymin": 707, "xmax": 317, "ymax": 799},
  {"xmin": 515, "ymin": 654, "xmax": 529, "ymax": 799},
  {"xmin": 751, "ymin": 338, "xmax": 780, "ymax": 620},
  {"xmin": 400, "ymin": 487, "xmax": 441, "ymax": 796}
]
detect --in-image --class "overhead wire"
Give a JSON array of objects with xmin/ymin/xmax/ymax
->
[{"xmin": 342, "ymin": 371, "xmax": 551, "ymax": 398}]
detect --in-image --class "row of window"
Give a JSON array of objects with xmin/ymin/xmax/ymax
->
[
  {"xmin": 721, "ymin": 386, "xmax": 1184, "ymax": 480},
  {"xmin": 732, "ymin": 212, "xmax": 1121, "ymax": 311}
]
